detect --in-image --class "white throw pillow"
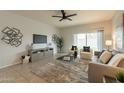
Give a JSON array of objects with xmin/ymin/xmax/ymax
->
[
  {"xmin": 108, "ymin": 54, "xmax": 124, "ymax": 66},
  {"xmin": 99, "ymin": 50, "xmax": 112, "ymax": 64}
]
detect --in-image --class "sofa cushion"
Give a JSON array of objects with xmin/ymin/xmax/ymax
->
[
  {"xmin": 108, "ymin": 54, "xmax": 124, "ymax": 66},
  {"xmin": 99, "ymin": 50, "xmax": 112, "ymax": 64},
  {"xmin": 98, "ymin": 50, "xmax": 105, "ymax": 58}
]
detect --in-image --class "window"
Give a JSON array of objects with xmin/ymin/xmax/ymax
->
[{"xmin": 74, "ymin": 30, "xmax": 103, "ymax": 51}]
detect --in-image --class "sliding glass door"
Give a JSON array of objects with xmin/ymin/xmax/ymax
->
[
  {"xmin": 87, "ymin": 32, "xmax": 98, "ymax": 50},
  {"xmin": 77, "ymin": 34, "xmax": 86, "ymax": 48},
  {"xmin": 74, "ymin": 30, "xmax": 103, "ymax": 51}
]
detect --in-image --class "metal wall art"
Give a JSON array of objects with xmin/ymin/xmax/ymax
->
[{"xmin": 1, "ymin": 26, "xmax": 23, "ymax": 47}]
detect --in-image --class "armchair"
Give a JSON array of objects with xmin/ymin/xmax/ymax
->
[{"xmin": 80, "ymin": 46, "xmax": 93, "ymax": 60}]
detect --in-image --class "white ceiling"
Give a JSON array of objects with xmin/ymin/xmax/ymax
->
[{"xmin": 11, "ymin": 10, "xmax": 116, "ymax": 28}]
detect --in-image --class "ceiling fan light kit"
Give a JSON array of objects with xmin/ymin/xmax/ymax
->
[{"xmin": 52, "ymin": 10, "xmax": 77, "ymax": 21}]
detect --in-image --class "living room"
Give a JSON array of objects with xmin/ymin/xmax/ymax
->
[{"xmin": 0, "ymin": 10, "xmax": 124, "ymax": 83}]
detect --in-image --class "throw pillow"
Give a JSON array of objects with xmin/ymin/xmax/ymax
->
[
  {"xmin": 98, "ymin": 50, "xmax": 105, "ymax": 58},
  {"xmin": 99, "ymin": 50, "xmax": 112, "ymax": 64},
  {"xmin": 83, "ymin": 46, "xmax": 90, "ymax": 52},
  {"xmin": 71, "ymin": 46, "xmax": 77, "ymax": 50},
  {"xmin": 117, "ymin": 59, "xmax": 124, "ymax": 68},
  {"xmin": 108, "ymin": 54, "xmax": 124, "ymax": 66}
]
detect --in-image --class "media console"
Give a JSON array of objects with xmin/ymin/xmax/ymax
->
[{"xmin": 29, "ymin": 48, "xmax": 53, "ymax": 62}]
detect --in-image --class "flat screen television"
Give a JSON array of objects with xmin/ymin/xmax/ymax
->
[{"xmin": 33, "ymin": 34, "xmax": 47, "ymax": 44}]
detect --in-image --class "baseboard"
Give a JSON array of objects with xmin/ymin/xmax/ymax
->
[{"xmin": 0, "ymin": 61, "xmax": 21, "ymax": 69}]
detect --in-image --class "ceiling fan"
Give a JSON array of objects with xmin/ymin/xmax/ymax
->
[{"xmin": 52, "ymin": 10, "xmax": 77, "ymax": 21}]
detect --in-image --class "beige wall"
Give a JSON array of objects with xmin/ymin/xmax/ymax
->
[
  {"xmin": 60, "ymin": 20, "xmax": 112, "ymax": 52},
  {"xmin": 112, "ymin": 11, "xmax": 124, "ymax": 49},
  {"xmin": 0, "ymin": 11, "xmax": 59, "ymax": 68}
]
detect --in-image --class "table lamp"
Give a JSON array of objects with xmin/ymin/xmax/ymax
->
[{"xmin": 105, "ymin": 40, "xmax": 112, "ymax": 50}]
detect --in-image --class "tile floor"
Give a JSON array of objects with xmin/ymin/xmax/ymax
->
[{"xmin": 0, "ymin": 54, "xmax": 90, "ymax": 83}]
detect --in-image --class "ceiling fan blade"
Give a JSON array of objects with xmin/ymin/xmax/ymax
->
[
  {"xmin": 59, "ymin": 18, "xmax": 63, "ymax": 21},
  {"xmin": 66, "ymin": 18, "xmax": 72, "ymax": 21},
  {"xmin": 66, "ymin": 14, "xmax": 77, "ymax": 17},
  {"xmin": 52, "ymin": 16, "xmax": 62, "ymax": 18}
]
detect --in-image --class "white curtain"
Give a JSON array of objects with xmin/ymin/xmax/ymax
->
[{"xmin": 97, "ymin": 30, "xmax": 104, "ymax": 51}]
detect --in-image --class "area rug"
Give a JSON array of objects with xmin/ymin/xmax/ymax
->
[{"xmin": 31, "ymin": 61, "xmax": 88, "ymax": 83}]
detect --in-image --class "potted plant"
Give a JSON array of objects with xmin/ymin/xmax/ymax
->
[
  {"xmin": 115, "ymin": 71, "xmax": 124, "ymax": 83},
  {"xmin": 52, "ymin": 34, "xmax": 64, "ymax": 53}
]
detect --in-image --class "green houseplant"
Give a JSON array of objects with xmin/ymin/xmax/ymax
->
[
  {"xmin": 52, "ymin": 34, "xmax": 64, "ymax": 53},
  {"xmin": 116, "ymin": 71, "xmax": 124, "ymax": 83}
]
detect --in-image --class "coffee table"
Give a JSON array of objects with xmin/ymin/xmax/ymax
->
[{"xmin": 63, "ymin": 54, "xmax": 74, "ymax": 62}]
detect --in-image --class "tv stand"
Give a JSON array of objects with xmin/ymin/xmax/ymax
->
[{"xmin": 29, "ymin": 48, "xmax": 53, "ymax": 62}]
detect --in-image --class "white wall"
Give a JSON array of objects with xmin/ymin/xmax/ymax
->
[
  {"xmin": 0, "ymin": 11, "xmax": 59, "ymax": 68},
  {"xmin": 60, "ymin": 20, "xmax": 112, "ymax": 52},
  {"xmin": 0, "ymin": 11, "xmax": 114, "ymax": 68}
]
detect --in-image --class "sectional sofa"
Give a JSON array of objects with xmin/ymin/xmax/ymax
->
[{"xmin": 88, "ymin": 50, "xmax": 124, "ymax": 83}]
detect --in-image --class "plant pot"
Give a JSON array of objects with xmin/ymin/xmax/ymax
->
[
  {"xmin": 116, "ymin": 78, "xmax": 123, "ymax": 83},
  {"xmin": 57, "ymin": 48, "xmax": 63, "ymax": 53}
]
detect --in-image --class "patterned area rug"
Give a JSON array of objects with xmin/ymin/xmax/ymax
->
[{"xmin": 32, "ymin": 61, "xmax": 88, "ymax": 83}]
